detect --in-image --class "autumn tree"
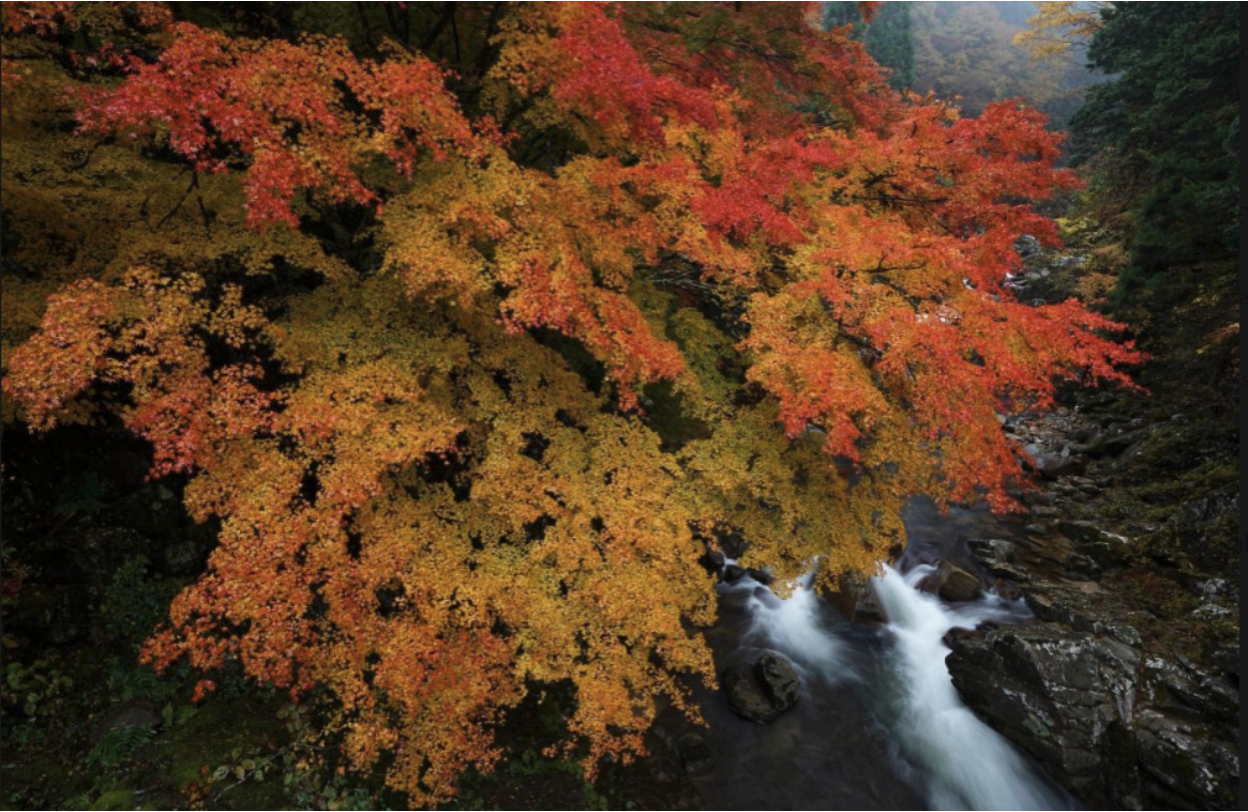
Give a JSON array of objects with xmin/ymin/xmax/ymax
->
[
  {"xmin": 1, "ymin": 2, "xmax": 1141, "ymax": 803},
  {"xmin": 1014, "ymin": 1, "xmax": 1105, "ymax": 67}
]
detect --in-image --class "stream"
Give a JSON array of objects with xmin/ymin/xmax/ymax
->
[{"xmin": 677, "ymin": 498, "xmax": 1077, "ymax": 811}]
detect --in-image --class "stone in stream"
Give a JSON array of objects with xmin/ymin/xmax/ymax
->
[
  {"xmin": 721, "ymin": 667, "xmax": 778, "ymax": 724},
  {"xmin": 936, "ymin": 560, "xmax": 981, "ymax": 602},
  {"xmin": 746, "ymin": 567, "xmax": 774, "ymax": 586},
  {"xmin": 700, "ymin": 549, "xmax": 726, "ymax": 574},
  {"xmin": 676, "ymin": 732, "xmax": 715, "ymax": 776},
  {"xmin": 721, "ymin": 652, "xmax": 801, "ymax": 724},
  {"xmin": 755, "ymin": 652, "xmax": 800, "ymax": 710}
]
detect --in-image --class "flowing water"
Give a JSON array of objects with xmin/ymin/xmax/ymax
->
[
  {"xmin": 870, "ymin": 564, "xmax": 1071, "ymax": 810},
  {"xmin": 680, "ymin": 501, "xmax": 1076, "ymax": 810}
]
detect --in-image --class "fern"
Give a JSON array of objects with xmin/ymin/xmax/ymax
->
[{"xmin": 87, "ymin": 724, "xmax": 153, "ymax": 773}]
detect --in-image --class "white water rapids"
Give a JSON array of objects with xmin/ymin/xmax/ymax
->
[
  {"xmin": 718, "ymin": 562, "xmax": 1074, "ymax": 811},
  {"xmin": 870, "ymin": 564, "xmax": 1071, "ymax": 810}
]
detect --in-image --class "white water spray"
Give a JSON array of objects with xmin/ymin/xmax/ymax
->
[
  {"xmin": 871, "ymin": 564, "xmax": 1072, "ymax": 810},
  {"xmin": 734, "ymin": 569, "xmax": 858, "ymax": 679}
]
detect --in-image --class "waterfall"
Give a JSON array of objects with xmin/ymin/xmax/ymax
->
[
  {"xmin": 698, "ymin": 544, "xmax": 1075, "ymax": 811},
  {"xmin": 731, "ymin": 568, "xmax": 860, "ymax": 681},
  {"xmin": 869, "ymin": 564, "xmax": 1073, "ymax": 811}
]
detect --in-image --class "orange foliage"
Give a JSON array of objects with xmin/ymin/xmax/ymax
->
[{"xmin": 1, "ymin": 2, "xmax": 1141, "ymax": 803}]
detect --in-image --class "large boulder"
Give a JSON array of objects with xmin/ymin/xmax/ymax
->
[
  {"xmin": 755, "ymin": 653, "xmax": 800, "ymax": 710},
  {"xmin": 936, "ymin": 560, "xmax": 982, "ymax": 602},
  {"xmin": 946, "ymin": 623, "xmax": 1140, "ymax": 804},
  {"xmin": 948, "ymin": 513, "xmax": 1239, "ymax": 809},
  {"xmin": 722, "ymin": 667, "xmax": 778, "ymax": 724},
  {"xmin": 721, "ymin": 652, "xmax": 801, "ymax": 724}
]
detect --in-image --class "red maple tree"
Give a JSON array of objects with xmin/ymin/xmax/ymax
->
[{"xmin": 2, "ymin": 2, "xmax": 1140, "ymax": 802}]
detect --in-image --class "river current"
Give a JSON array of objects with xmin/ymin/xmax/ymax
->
[{"xmin": 675, "ymin": 499, "xmax": 1077, "ymax": 811}]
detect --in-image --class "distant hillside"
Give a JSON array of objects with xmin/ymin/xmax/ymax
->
[{"xmin": 827, "ymin": 1, "xmax": 1096, "ymax": 131}]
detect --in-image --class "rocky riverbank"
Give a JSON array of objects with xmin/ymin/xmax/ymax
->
[{"xmin": 944, "ymin": 390, "xmax": 1239, "ymax": 810}]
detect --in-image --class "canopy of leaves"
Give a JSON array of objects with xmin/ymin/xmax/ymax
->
[{"xmin": 1, "ymin": 2, "xmax": 1141, "ymax": 804}]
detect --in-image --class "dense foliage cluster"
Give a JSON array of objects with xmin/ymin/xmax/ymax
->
[{"xmin": 1, "ymin": 2, "xmax": 1141, "ymax": 803}]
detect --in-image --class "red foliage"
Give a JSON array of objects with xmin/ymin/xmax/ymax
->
[
  {"xmin": 76, "ymin": 24, "xmax": 485, "ymax": 227},
  {"xmin": 2, "ymin": 2, "xmax": 1144, "ymax": 802}
]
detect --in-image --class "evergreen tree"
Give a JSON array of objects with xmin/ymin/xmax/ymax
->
[
  {"xmin": 865, "ymin": 3, "xmax": 914, "ymax": 90},
  {"xmin": 1071, "ymin": 2, "xmax": 1238, "ymax": 298},
  {"xmin": 823, "ymin": 1, "xmax": 914, "ymax": 90}
]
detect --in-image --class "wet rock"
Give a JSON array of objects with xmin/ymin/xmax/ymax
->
[
  {"xmin": 936, "ymin": 560, "xmax": 981, "ymax": 602},
  {"xmin": 967, "ymin": 537, "xmax": 1015, "ymax": 565},
  {"xmin": 721, "ymin": 564, "xmax": 747, "ymax": 584},
  {"xmin": 746, "ymin": 567, "xmax": 774, "ymax": 586},
  {"xmin": 1135, "ymin": 710, "xmax": 1239, "ymax": 809},
  {"xmin": 947, "ymin": 624, "xmax": 1140, "ymax": 802},
  {"xmin": 913, "ymin": 569, "xmax": 940, "ymax": 595},
  {"xmin": 755, "ymin": 653, "xmax": 799, "ymax": 711},
  {"xmin": 701, "ymin": 550, "xmax": 726, "ymax": 574},
  {"xmin": 1141, "ymin": 657, "xmax": 1239, "ymax": 729},
  {"xmin": 823, "ymin": 570, "xmax": 867, "ymax": 619},
  {"xmin": 850, "ymin": 588, "xmax": 885, "ymax": 624},
  {"xmin": 942, "ymin": 627, "xmax": 983, "ymax": 647},
  {"xmin": 990, "ymin": 580, "xmax": 1023, "ymax": 601},
  {"xmin": 721, "ymin": 667, "xmax": 779, "ymax": 725},
  {"xmin": 721, "ymin": 653, "xmax": 801, "ymax": 724},
  {"xmin": 1024, "ymin": 588, "xmax": 1138, "ymax": 645},
  {"xmin": 676, "ymin": 732, "xmax": 714, "ymax": 776}
]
